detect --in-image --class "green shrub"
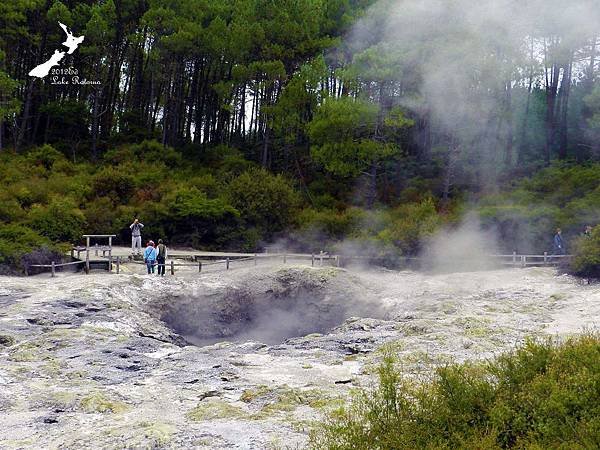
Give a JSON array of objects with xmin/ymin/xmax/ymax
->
[
  {"xmin": 103, "ymin": 140, "xmax": 183, "ymax": 168},
  {"xmin": 83, "ymin": 197, "xmax": 119, "ymax": 235},
  {"xmin": 27, "ymin": 197, "xmax": 86, "ymax": 243},
  {"xmin": 376, "ymin": 198, "xmax": 442, "ymax": 255},
  {"xmin": 90, "ymin": 166, "xmax": 136, "ymax": 202},
  {"xmin": 24, "ymin": 144, "xmax": 67, "ymax": 171},
  {"xmin": 570, "ymin": 225, "xmax": 600, "ymax": 278},
  {"xmin": 298, "ymin": 207, "xmax": 365, "ymax": 239},
  {"xmin": 311, "ymin": 335, "xmax": 600, "ymax": 450},
  {"xmin": 478, "ymin": 163, "xmax": 600, "ymax": 253},
  {"xmin": 226, "ymin": 168, "xmax": 301, "ymax": 236},
  {"xmin": 0, "ymin": 195, "xmax": 24, "ymax": 223},
  {"xmin": 0, "ymin": 224, "xmax": 51, "ymax": 269},
  {"xmin": 159, "ymin": 187, "xmax": 240, "ymax": 248}
]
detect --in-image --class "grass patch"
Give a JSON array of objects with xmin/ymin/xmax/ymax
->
[
  {"xmin": 80, "ymin": 392, "xmax": 128, "ymax": 414},
  {"xmin": 310, "ymin": 334, "xmax": 600, "ymax": 449},
  {"xmin": 186, "ymin": 398, "xmax": 245, "ymax": 421}
]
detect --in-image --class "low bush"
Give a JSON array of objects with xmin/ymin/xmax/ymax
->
[
  {"xmin": 311, "ymin": 335, "xmax": 600, "ymax": 449},
  {"xmin": 226, "ymin": 168, "xmax": 301, "ymax": 237},
  {"xmin": 90, "ymin": 166, "xmax": 137, "ymax": 202},
  {"xmin": 103, "ymin": 140, "xmax": 182, "ymax": 168},
  {"xmin": 0, "ymin": 224, "xmax": 53, "ymax": 271},
  {"xmin": 570, "ymin": 225, "xmax": 600, "ymax": 278},
  {"xmin": 159, "ymin": 187, "xmax": 240, "ymax": 248},
  {"xmin": 377, "ymin": 198, "xmax": 442, "ymax": 255},
  {"xmin": 478, "ymin": 163, "xmax": 600, "ymax": 254},
  {"xmin": 26, "ymin": 197, "xmax": 86, "ymax": 243}
]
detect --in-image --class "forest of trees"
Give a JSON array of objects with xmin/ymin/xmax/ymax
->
[{"xmin": 1, "ymin": 0, "xmax": 600, "ymax": 270}]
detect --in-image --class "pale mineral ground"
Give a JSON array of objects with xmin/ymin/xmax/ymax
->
[{"xmin": 0, "ymin": 264, "xmax": 598, "ymax": 449}]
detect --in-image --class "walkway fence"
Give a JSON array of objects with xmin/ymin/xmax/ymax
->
[
  {"xmin": 27, "ymin": 251, "xmax": 572, "ymax": 277},
  {"xmin": 27, "ymin": 251, "xmax": 340, "ymax": 277}
]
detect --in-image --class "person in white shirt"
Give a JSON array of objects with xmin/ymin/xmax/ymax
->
[{"xmin": 130, "ymin": 218, "xmax": 144, "ymax": 255}]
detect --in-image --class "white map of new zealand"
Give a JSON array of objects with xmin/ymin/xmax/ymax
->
[{"xmin": 28, "ymin": 22, "xmax": 85, "ymax": 78}]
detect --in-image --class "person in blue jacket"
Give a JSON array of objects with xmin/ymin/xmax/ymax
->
[
  {"xmin": 553, "ymin": 228, "xmax": 565, "ymax": 255},
  {"xmin": 143, "ymin": 240, "xmax": 157, "ymax": 274}
]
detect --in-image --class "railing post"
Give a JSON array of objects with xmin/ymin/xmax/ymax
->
[
  {"xmin": 108, "ymin": 256, "xmax": 113, "ymax": 272},
  {"xmin": 311, "ymin": 254, "xmax": 315, "ymax": 267},
  {"xmin": 521, "ymin": 255, "xmax": 526, "ymax": 268},
  {"xmin": 512, "ymin": 251, "xmax": 517, "ymax": 266},
  {"xmin": 544, "ymin": 251, "xmax": 548, "ymax": 265},
  {"xmin": 94, "ymin": 243, "xmax": 98, "ymax": 256},
  {"xmin": 336, "ymin": 255, "xmax": 340, "ymax": 267},
  {"xmin": 170, "ymin": 260, "xmax": 174, "ymax": 275},
  {"xmin": 198, "ymin": 261, "xmax": 202, "ymax": 273},
  {"xmin": 226, "ymin": 257, "xmax": 230, "ymax": 270},
  {"xmin": 51, "ymin": 261, "xmax": 56, "ymax": 278},
  {"xmin": 85, "ymin": 249, "xmax": 90, "ymax": 274}
]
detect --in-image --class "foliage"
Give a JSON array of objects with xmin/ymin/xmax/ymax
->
[
  {"xmin": 570, "ymin": 225, "xmax": 600, "ymax": 278},
  {"xmin": 375, "ymin": 199, "xmax": 443, "ymax": 255},
  {"xmin": 308, "ymin": 97, "xmax": 411, "ymax": 178},
  {"xmin": 311, "ymin": 335, "xmax": 600, "ymax": 449},
  {"xmin": 479, "ymin": 163, "xmax": 600, "ymax": 253},
  {"xmin": 103, "ymin": 140, "xmax": 182, "ymax": 168},
  {"xmin": 226, "ymin": 168, "xmax": 301, "ymax": 237},
  {"xmin": 0, "ymin": 224, "xmax": 52, "ymax": 270},
  {"xmin": 159, "ymin": 186, "xmax": 240, "ymax": 249},
  {"xmin": 26, "ymin": 197, "xmax": 86, "ymax": 243}
]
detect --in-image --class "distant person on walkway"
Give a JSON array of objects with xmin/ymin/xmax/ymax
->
[
  {"xmin": 130, "ymin": 218, "xmax": 144, "ymax": 256},
  {"xmin": 156, "ymin": 239, "xmax": 168, "ymax": 276},
  {"xmin": 553, "ymin": 228, "xmax": 565, "ymax": 255},
  {"xmin": 144, "ymin": 240, "xmax": 157, "ymax": 274},
  {"xmin": 583, "ymin": 225, "xmax": 593, "ymax": 238}
]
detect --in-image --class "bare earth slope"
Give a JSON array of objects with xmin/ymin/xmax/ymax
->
[{"xmin": 0, "ymin": 266, "xmax": 598, "ymax": 449}]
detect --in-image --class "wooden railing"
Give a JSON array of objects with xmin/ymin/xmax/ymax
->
[
  {"xmin": 27, "ymin": 251, "xmax": 340, "ymax": 277},
  {"xmin": 27, "ymin": 252, "xmax": 571, "ymax": 277}
]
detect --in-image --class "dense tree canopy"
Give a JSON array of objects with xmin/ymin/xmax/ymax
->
[{"xmin": 1, "ymin": 0, "xmax": 600, "ymax": 269}]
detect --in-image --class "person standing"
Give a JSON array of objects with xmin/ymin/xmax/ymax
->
[
  {"xmin": 130, "ymin": 218, "xmax": 144, "ymax": 256},
  {"xmin": 156, "ymin": 239, "xmax": 167, "ymax": 276},
  {"xmin": 144, "ymin": 241, "xmax": 157, "ymax": 274},
  {"xmin": 553, "ymin": 228, "xmax": 565, "ymax": 255}
]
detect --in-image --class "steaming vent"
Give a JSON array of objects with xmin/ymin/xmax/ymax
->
[{"xmin": 158, "ymin": 268, "xmax": 382, "ymax": 346}]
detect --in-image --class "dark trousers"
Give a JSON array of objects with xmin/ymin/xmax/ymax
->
[
  {"xmin": 146, "ymin": 260, "xmax": 155, "ymax": 274},
  {"xmin": 157, "ymin": 256, "xmax": 166, "ymax": 276}
]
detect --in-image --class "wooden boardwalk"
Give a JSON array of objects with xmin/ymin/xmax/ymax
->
[
  {"xmin": 26, "ymin": 235, "xmax": 573, "ymax": 277},
  {"xmin": 28, "ymin": 249, "xmax": 572, "ymax": 277}
]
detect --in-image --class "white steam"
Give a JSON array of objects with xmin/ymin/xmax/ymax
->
[{"xmin": 420, "ymin": 213, "xmax": 500, "ymax": 273}]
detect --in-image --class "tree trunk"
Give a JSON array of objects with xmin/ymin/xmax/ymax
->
[
  {"xmin": 517, "ymin": 40, "xmax": 535, "ymax": 164},
  {"xmin": 91, "ymin": 88, "xmax": 101, "ymax": 161},
  {"xmin": 16, "ymin": 80, "xmax": 35, "ymax": 152},
  {"xmin": 558, "ymin": 57, "xmax": 573, "ymax": 159},
  {"xmin": 544, "ymin": 47, "xmax": 560, "ymax": 165},
  {"xmin": 366, "ymin": 162, "xmax": 377, "ymax": 209},
  {"xmin": 503, "ymin": 81, "xmax": 514, "ymax": 166}
]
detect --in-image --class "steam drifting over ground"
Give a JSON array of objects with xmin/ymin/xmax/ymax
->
[{"xmin": 420, "ymin": 213, "xmax": 501, "ymax": 272}]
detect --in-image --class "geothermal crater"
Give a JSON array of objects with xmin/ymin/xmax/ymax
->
[
  {"xmin": 158, "ymin": 267, "xmax": 383, "ymax": 345},
  {"xmin": 2, "ymin": 265, "xmax": 598, "ymax": 449}
]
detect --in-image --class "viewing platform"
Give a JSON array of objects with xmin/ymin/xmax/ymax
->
[{"xmin": 26, "ymin": 234, "xmax": 573, "ymax": 278}]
